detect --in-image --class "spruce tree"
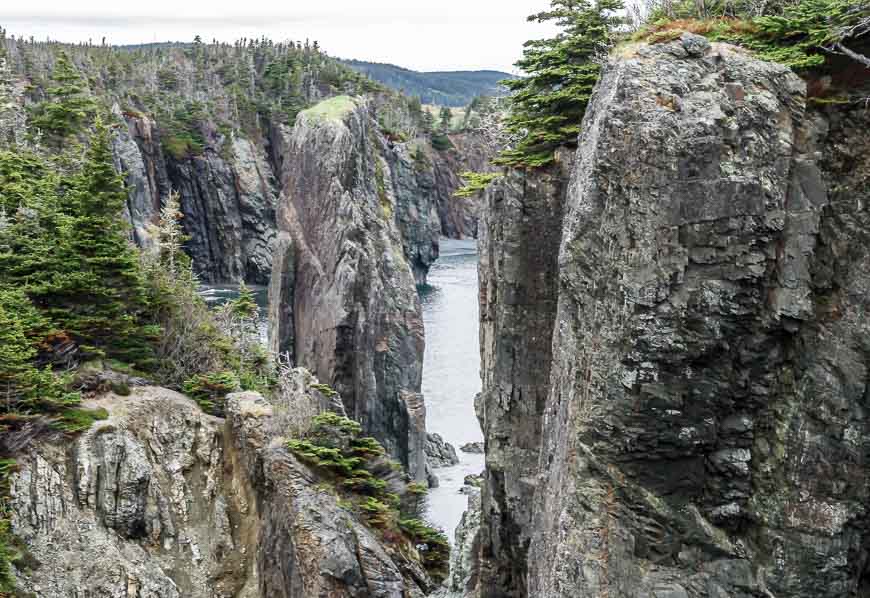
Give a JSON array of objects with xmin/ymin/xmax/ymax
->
[
  {"xmin": 0, "ymin": 288, "xmax": 76, "ymax": 417},
  {"xmin": 0, "ymin": 301, "xmax": 36, "ymax": 414},
  {"xmin": 496, "ymin": 0, "xmax": 625, "ymax": 168},
  {"xmin": 231, "ymin": 283, "xmax": 259, "ymax": 321},
  {"xmin": 439, "ymin": 106, "xmax": 452, "ymax": 132},
  {"xmin": 35, "ymin": 120, "xmax": 155, "ymax": 367},
  {"xmin": 29, "ymin": 51, "xmax": 96, "ymax": 143},
  {"xmin": 0, "ymin": 151, "xmax": 67, "ymax": 301}
]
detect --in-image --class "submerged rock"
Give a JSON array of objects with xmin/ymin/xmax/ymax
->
[{"xmin": 458, "ymin": 442, "xmax": 484, "ymax": 454}]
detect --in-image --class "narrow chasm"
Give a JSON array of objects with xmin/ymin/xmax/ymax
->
[{"xmin": 419, "ymin": 238, "xmax": 485, "ymax": 536}]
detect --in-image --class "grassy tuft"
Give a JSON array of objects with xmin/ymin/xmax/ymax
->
[{"xmin": 298, "ymin": 95, "xmax": 357, "ymax": 124}]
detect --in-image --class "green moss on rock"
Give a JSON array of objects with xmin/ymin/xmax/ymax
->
[{"xmin": 298, "ymin": 95, "xmax": 357, "ymax": 124}]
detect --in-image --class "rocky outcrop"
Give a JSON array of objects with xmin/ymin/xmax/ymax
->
[
  {"xmin": 476, "ymin": 159, "xmax": 571, "ymax": 596},
  {"xmin": 9, "ymin": 376, "xmax": 434, "ymax": 597},
  {"xmin": 112, "ymin": 110, "xmax": 168, "ymax": 249},
  {"xmin": 9, "ymin": 388, "xmax": 256, "ymax": 598},
  {"xmin": 426, "ymin": 432, "xmax": 460, "ymax": 468},
  {"xmin": 268, "ymin": 97, "xmax": 429, "ymax": 482},
  {"xmin": 435, "ymin": 486, "xmax": 482, "ymax": 598},
  {"xmin": 228, "ymin": 391, "xmax": 434, "ymax": 598},
  {"xmin": 459, "ymin": 442, "xmax": 484, "ymax": 455},
  {"xmin": 478, "ymin": 34, "xmax": 870, "ymax": 597}
]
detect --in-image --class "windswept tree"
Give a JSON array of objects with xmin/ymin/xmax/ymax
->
[{"xmin": 496, "ymin": 0, "xmax": 625, "ymax": 168}]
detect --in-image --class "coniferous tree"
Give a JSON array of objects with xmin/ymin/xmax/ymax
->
[
  {"xmin": 496, "ymin": 0, "xmax": 625, "ymax": 168},
  {"xmin": 28, "ymin": 51, "xmax": 96, "ymax": 143},
  {"xmin": 152, "ymin": 190, "xmax": 189, "ymax": 276},
  {"xmin": 33, "ymin": 120, "xmax": 155, "ymax": 367},
  {"xmin": 231, "ymin": 283, "xmax": 259, "ymax": 321},
  {"xmin": 0, "ymin": 301, "xmax": 37, "ymax": 413},
  {"xmin": 439, "ymin": 106, "xmax": 452, "ymax": 132},
  {"xmin": 0, "ymin": 287, "xmax": 76, "ymax": 417},
  {"xmin": 0, "ymin": 56, "xmax": 18, "ymax": 146}
]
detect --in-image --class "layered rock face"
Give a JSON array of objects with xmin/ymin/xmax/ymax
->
[
  {"xmin": 9, "ymin": 375, "xmax": 433, "ymax": 597},
  {"xmin": 111, "ymin": 111, "xmax": 168, "ymax": 250},
  {"xmin": 268, "ymin": 97, "xmax": 430, "ymax": 482},
  {"xmin": 479, "ymin": 35, "xmax": 870, "ymax": 597},
  {"xmin": 112, "ymin": 111, "xmax": 279, "ymax": 284},
  {"xmin": 111, "ymin": 110, "xmax": 484, "ymax": 286},
  {"xmin": 476, "ymin": 162, "xmax": 570, "ymax": 596},
  {"xmin": 168, "ymin": 136, "xmax": 279, "ymax": 284}
]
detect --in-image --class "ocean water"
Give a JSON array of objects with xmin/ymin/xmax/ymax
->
[{"xmin": 419, "ymin": 238, "xmax": 485, "ymax": 541}]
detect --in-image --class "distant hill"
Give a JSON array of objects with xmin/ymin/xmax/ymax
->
[{"xmin": 341, "ymin": 60, "xmax": 515, "ymax": 107}]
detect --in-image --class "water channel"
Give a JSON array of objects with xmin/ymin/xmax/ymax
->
[{"xmin": 202, "ymin": 236, "xmax": 483, "ymax": 541}]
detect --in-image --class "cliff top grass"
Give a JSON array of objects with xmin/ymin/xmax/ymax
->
[{"xmin": 298, "ymin": 95, "xmax": 357, "ymax": 124}]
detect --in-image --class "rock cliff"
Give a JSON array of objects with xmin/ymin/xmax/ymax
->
[
  {"xmin": 476, "ymin": 160, "xmax": 571, "ymax": 596},
  {"xmin": 9, "ymin": 373, "xmax": 435, "ymax": 597},
  {"xmin": 2, "ymin": 38, "xmax": 485, "ymax": 285},
  {"xmin": 112, "ymin": 114, "xmax": 485, "ymax": 285},
  {"xmin": 478, "ymin": 34, "xmax": 870, "ymax": 597},
  {"xmin": 268, "ymin": 97, "xmax": 430, "ymax": 482}
]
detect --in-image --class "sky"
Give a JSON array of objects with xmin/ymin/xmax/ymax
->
[{"xmin": 0, "ymin": 0, "xmax": 557, "ymax": 73}]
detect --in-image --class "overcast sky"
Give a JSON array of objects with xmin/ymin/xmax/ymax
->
[{"xmin": 1, "ymin": 0, "xmax": 557, "ymax": 73}]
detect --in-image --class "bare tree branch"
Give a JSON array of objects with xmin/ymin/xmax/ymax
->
[{"xmin": 831, "ymin": 42, "xmax": 870, "ymax": 68}]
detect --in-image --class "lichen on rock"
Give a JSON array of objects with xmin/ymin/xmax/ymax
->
[{"xmin": 477, "ymin": 34, "xmax": 870, "ymax": 598}]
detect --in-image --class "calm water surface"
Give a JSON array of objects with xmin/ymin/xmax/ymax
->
[{"xmin": 420, "ymin": 238, "xmax": 485, "ymax": 541}]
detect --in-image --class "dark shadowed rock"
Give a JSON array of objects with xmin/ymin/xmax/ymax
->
[
  {"xmin": 166, "ymin": 137, "xmax": 278, "ymax": 284},
  {"xmin": 476, "ymin": 156, "xmax": 571, "ymax": 597}
]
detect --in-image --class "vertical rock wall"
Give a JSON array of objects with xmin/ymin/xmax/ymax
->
[
  {"xmin": 166, "ymin": 136, "xmax": 278, "ymax": 284},
  {"xmin": 268, "ymin": 98, "xmax": 429, "ymax": 481},
  {"xmin": 478, "ymin": 34, "xmax": 870, "ymax": 597},
  {"xmin": 112, "ymin": 112, "xmax": 279, "ymax": 284},
  {"xmin": 476, "ymin": 161, "xmax": 570, "ymax": 597}
]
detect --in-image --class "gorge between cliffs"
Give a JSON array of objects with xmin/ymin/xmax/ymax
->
[{"xmin": 2, "ymin": 9, "xmax": 870, "ymax": 598}]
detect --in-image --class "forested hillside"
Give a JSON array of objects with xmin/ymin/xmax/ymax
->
[{"xmin": 341, "ymin": 59, "xmax": 514, "ymax": 106}]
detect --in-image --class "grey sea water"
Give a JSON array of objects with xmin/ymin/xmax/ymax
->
[{"xmin": 419, "ymin": 238, "xmax": 485, "ymax": 541}]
